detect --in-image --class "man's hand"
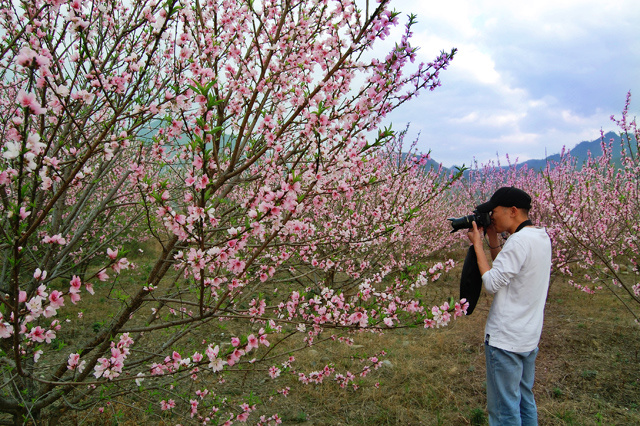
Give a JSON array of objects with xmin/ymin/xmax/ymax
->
[{"xmin": 467, "ymin": 221, "xmax": 483, "ymax": 246}]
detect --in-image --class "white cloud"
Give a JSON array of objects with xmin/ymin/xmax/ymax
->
[
  {"xmin": 451, "ymin": 45, "xmax": 501, "ymax": 85},
  {"xmin": 378, "ymin": 0, "xmax": 640, "ymax": 167}
]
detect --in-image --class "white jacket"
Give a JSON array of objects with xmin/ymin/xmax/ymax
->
[{"xmin": 482, "ymin": 227, "xmax": 552, "ymax": 353}]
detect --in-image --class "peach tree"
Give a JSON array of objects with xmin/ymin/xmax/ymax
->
[{"xmin": 0, "ymin": 0, "xmax": 465, "ymax": 423}]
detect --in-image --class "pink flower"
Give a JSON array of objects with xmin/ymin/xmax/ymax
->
[
  {"xmin": 17, "ymin": 90, "xmax": 46, "ymax": 115},
  {"xmin": 209, "ymin": 356, "xmax": 224, "ymax": 372},
  {"xmin": 33, "ymin": 268, "xmax": 47, "ymax": 281},
  {"xmin": 0, "ymin": 171, "xmax": 12, "ymax": 185},
  {"xmin": 69, "ymin": 275, "xmax": 82, "ymax": 293},
  {"xmin": 28, "ymin": 326, "xmax": 46, "ymax": 342},
  {"xmin": 192, "ymin": 156, "xmax": 203, "ymax": 170},
  {"xmin": 268, "ymin": 366, "xmax": 281, "ymax": 379},
  {"xmin": 112, "ymin": 258, "xmax": 130, "ymax": 274},
  {"xmin": 454, "ymin": 300, "xmax": 469, "ymax": 318},
  {"xmin": 19, "ymin": 207, "xmax": 31, "ymax": 220},
  {"xmin": 190, "ymin": 399, "xmax": 199, "ymax": 418},
  {"xmin": 16, "ymin": 46, "xmax": 37, "ymax": 67},
  {"xmin": 227, "ymin": 348, "xmax": 243, "ymax": 366},
  {"xmin": 229, "ymin": 259, "xmax": 246, "ymax": 274},
  {"xmin": 107, "ymin": 248, "xmax": 118, "ymax": 260},
  {"xmin": 160, "ymin": 399, "xmax": 175, "ymax": 411},
  {"xmin": 42, "ymin": 234, "xmax": 66, "ymax": 245},
  {"xmin": 48, "ymin": 290, "xmax": 64, "ymax": 309},
  {"xmin": 259, "ymin": 334, "xmax": 270, "ymax": 347},
  {"xmin": 97, "ymin": 269, "xmax": 109, "ymax": 281},
  {"xmin": 246, "ymin": 334, "xmax": 259, "ymax": 352},
  {"xmin": 424, "ymin": 318, "xmax": 436, "ymax": 329},
  {"xmin": 43, "ymin": 305, "xmax": 58, "ymax": 318},
  {"xmin": 0, "ymin": 315, "xmax": 13, "ymax": 339},
  {"xmin": 67, "ymin": 353, "xmax": 81, "ymax": 370}
]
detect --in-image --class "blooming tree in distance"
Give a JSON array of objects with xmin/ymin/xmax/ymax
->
[
  {"xmin": 541, "ymin": 95, "xmax": 640, "ymax": 318},
  {"xmin": 452, "ymin": 95, "xmax": 640, "ymax": 322}
]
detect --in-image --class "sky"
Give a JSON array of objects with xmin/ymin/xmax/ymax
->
[{"xmin": 378, "ymin": 0, "xmax": 640, "ymax": 168}]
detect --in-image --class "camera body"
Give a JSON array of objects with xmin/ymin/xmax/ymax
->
[{"xmin": 448, "ymin": 210, "xmax": 491, "ymax": 233}]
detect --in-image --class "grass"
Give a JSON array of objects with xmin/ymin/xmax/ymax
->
[
  {"xmin": 248, "ymin": 273, "xmax": 640, "ymax": 425},
  {"xmin": 23, "ymin": 243, "xmax": 640, "ymax": 425}
]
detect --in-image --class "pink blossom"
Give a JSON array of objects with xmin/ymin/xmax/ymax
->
[
  {"xmin": 69, "ymin": 275, "xmax": 82, "ymax": 293},
  {"xmin": 227, "ymin": 348, "xmax": 244, "ymax": 366},
  {"xmin": 190, "ymin": 399, "xmax": 199, "ymax": 418},
  {"xmin": 107, "ymin": 248, "xmax": 118, "ymax": 260},
  {"xmin": 112, "ymin": 257, "xmax": 130, "ymax": 274},
  {"xmin": 17, "ymin": 90, "xmax": 46, "ymax": 115},
  {"xmin": 16, "ymin": 46, "xmax": 37, "ymax": 67},
  {"xmin": 19, "ymin": 207, "xmax": 31, "ymax": 220},
  {"xmin": 97, "ymin": 269, "xmax": 109, "ymax": 281},
  {"xmin": 246, "ymin": 334, "xmax": 259, "ymax": 351},
  {"xmin": 67, "ymin": 353, "xmax": 81, "ymax": 370},
  {"xmin": 229, "ymin": 258, "xmax": 246, "ymax": 274},
  {"xmin": 33, "ymin": 268, "xmax": 47, "ymax": 281},
  {"xmin": 268, "ymin": 366, "xmax": 281, "ymax": 378},
  {"xmin": 0, "ymin": 171, "xmax": 12, "ymax": 185},
  {"xmin": 259, "ymin": 334, "xmax": 270, "ymax": 347},
  {"xmin": 42, "ymin": 234, "xmax": 66, "ymax": 245},
  {"xmin": 43, "ymin": 305, "xmax": 57, "ymax": 318},
  {"xmin": 192, "ymin": 156, "xmax": 203, "ymax": 170},
  {"xmin": 48, "ymin": 290, "xmax": 64, "ymax": 309},
  {"xmin": 0, "ymin": 315, "xmax": 13, "ymax": 339},
  {"xmin": 160, "ymin": 399, "xmax": 175, "ymax": 411},
  {"xmin": 28, "ymin": 326, "xmax": 46, "ymax": 343}
]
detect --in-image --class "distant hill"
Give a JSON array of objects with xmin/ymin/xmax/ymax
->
[
  {"xmin": 439, "ymin": 131, "xmax": 638, "ymax": 174},
  {"xmin": 515, "ymin": 131, "xmax": 638, "ymax": 171}
]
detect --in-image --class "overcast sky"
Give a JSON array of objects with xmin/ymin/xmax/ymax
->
[{"xmin": 379, "ymin": 0, "xmax": 640, "ymax": 168}]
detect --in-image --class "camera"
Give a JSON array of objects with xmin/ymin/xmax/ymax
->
[{"xmin": 448, "ymin": 210, "xmax": 491, "ymax": 233}]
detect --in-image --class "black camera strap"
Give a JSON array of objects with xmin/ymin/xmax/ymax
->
[{"xmin": 514, "ymin": 219, "xmax": 533, "ymax": 233}]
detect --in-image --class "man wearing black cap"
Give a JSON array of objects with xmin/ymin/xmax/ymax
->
[{"xmin": 467, "ymin": 187, "xmax": 552, "ymax": 426}]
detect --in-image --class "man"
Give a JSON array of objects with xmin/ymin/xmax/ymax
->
[{"xmin": 467, "ymin": 187, "xmax": 552, "ymax": 426}]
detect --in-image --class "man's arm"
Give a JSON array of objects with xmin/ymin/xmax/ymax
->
[{"xmin": 485, "ymin": 227, "xmax": 501, "ymax": 260}]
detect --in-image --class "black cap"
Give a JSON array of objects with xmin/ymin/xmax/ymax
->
[{"xmin": 476, "ymin": 187, "xmax": 531, "ymax": 213}]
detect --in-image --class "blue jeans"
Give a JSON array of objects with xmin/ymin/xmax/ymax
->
[{"xmin": 485, "ymin": 343, "xmax": 539, "ymax": 426}]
